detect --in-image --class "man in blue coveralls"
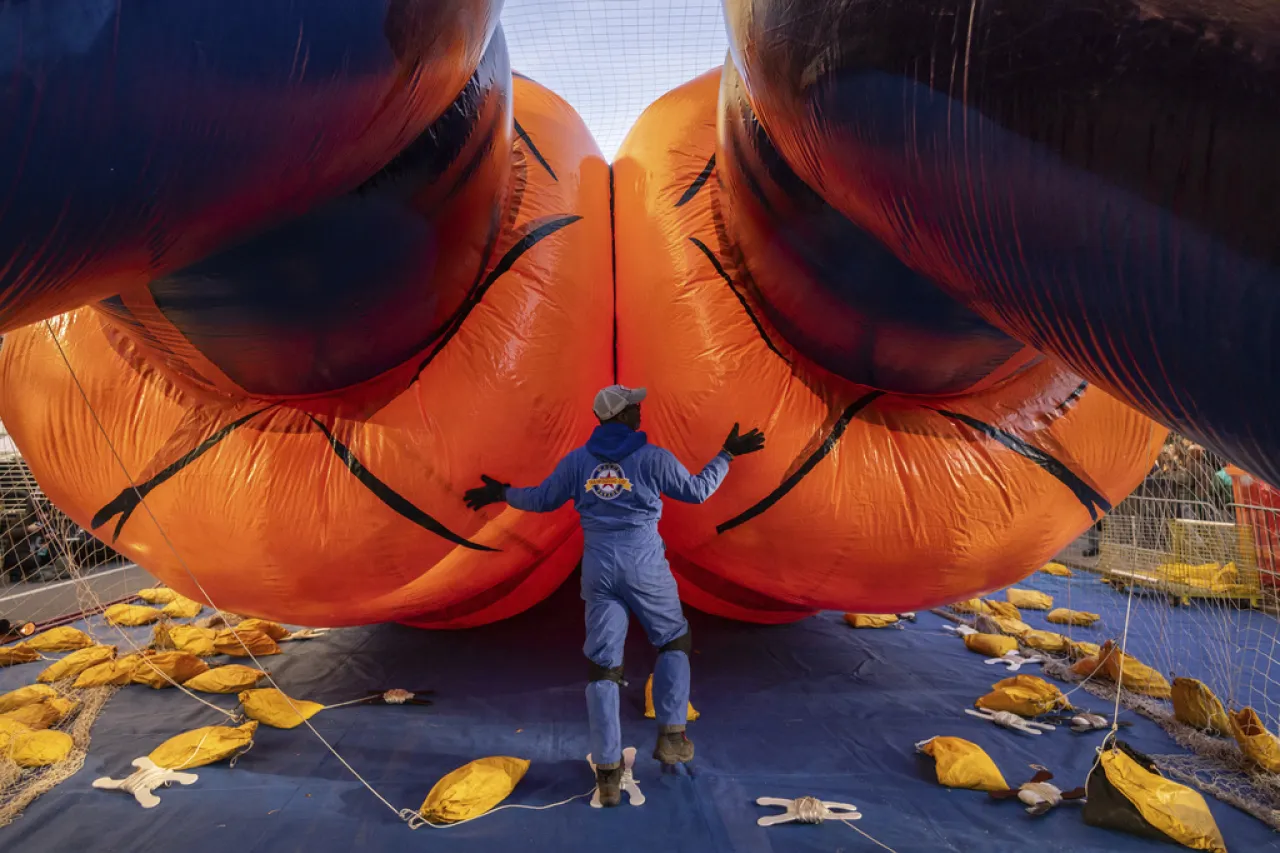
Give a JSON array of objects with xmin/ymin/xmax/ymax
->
[{"xmin": 463, "ymin": 385, "xmax": 765, "ymax": 807}]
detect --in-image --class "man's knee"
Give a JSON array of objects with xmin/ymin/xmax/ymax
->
[
  {"xmin": 588, "ymin": 659, "xmax": 625, "ymax": 684},
  {"xmin": 659, "ymin": 628, "xmax": 691, "ymax": 656}
]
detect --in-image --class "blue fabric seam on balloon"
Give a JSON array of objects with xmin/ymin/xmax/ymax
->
[
  {"xmin": 716, "ymin": 391, "xmax": 885, "ymax": 534},
  {"xmin": 306, "ymin": 416, "xmax": 497, "ymax": 553},
  {"xmin": 675, "ymin": 155, "xmax": 716, "ymax": 207},
  {"xmin": 687, "ymin": 236, "xmax": 791, "ymax": 364},
  {"xmin": 513, "ymin": 118, "xmax": 557, "ymax": 182},
  {"xmin": 930, "ymin": 408, "xmax": 1111, "ymax": 520}
]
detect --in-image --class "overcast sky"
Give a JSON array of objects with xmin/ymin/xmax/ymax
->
[{"xmin": 502, "ymin": 0, "xmax": 729, "ymax": 159}]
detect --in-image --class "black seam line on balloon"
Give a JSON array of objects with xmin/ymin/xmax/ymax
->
[
  {"xmin": 1055, "ymin": 381, "xmax": 1089, "ymax": 414},
  {"xmin": 91, "ymin": 407, "xmax": 273, "ymax": 542},
  {"xmin": 609, "ymin": 164, "xmax": 618, "ymax": 382},
  {"xmin": 932, "ymin": 408, "xmax": 1111, "ymax": 521},
  {"xmin": 412, "ymin": 214, "xmax": 583, "ymax": 382},
  {"xmin": 687, "ymin": 236, "xmax": 790, "ymax": 364},
  {"xmin": 513, "ymin": 118, "xmax": 557, "ymax": 182},
  {"xmin": 675, "ymin": 154, "xmax": 715, "ymax": 207},
  {"xmin": 307, "ymin": 416, "xmax": 497, "ymax": 552},
  {"xmin": 716, "ymin": 391, "xmax": 885, "ymax": 534}
]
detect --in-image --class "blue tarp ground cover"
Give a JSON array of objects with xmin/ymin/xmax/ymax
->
[{"xmin": 1, "ymin": 571, "xmax": 1277, "ymax": 853}]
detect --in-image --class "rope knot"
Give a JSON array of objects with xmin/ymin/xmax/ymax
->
[{"xmin": 794, "ymin": 796, "xmax": 826, "ymax": 824}]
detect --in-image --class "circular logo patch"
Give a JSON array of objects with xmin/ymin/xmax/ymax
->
[{"xmin": 585, "ymin": 462, "xmax": 632, "ymax": 501}]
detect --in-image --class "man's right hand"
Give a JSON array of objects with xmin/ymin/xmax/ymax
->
[
  {"xmin": 464, "ymin": 474, "xmax": 509, "ymax": 510},
  {"xmin": 723, "ymin": 423, "xmax": 765, "ymax": 457}
]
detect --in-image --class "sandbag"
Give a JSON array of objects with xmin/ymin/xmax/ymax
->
[
  {"xmin": 1171, "ymin": 678, "xmax": 1231, "ymax": 737},
  {"xmin": 0, "ymin": 684, "xmax": 57, "ymax": 713},
  {"xmin": 985, "ymin": 615, "xmax": 1032, "ymax": 637},
  {"xmin": 1006, "ymin": 588, "xmax": 1054, "ymax": 610},
  {"xmin": 0, "ymin": 722, "xmax": 73, "ymax": 768},
  {"xmin": 130, "ymin": 651, "xmax": 210, "ymax": 689},
  {"xmin": 73, "ymin": 655, "xmax": 142, "ymax": 688},
  {"xmin": 1098, "ymin": 642, "xmax": 1172, "ymax": 699},
  {"xmin": 38, "ymin": 645, "xmax": 116, "ymax": 683},
  {"xmin": 22, "ymin": 627, "xmax": 93, "ymax": 652},
  {"xmin": 135, "ymin": 588, "xmax": 180, "ymax": 605},
  {"xmin": 1040, "ymin": 562, "xmax": 1074, "ymax": 577},
  {"xmin": 842, "ymin": 614, "xmax": 899, "ymax": 629},
  {"xmin": 166, "ymin": 625, "xmax": 218, "ymax": 657},
  {"xmin": 951, "ymin": 599, "xmax": 990, "ymax": 615},
  {"xmin": 643, "ymin": 674, "xmax": 699, "ymax": 721},
  {"xmin": 214, "ymin": 629, "xmax": 281, "ymax": 658},
  {"xmin": 104, "ymin": 603, "xmax": 163, "ymax": 627},
  {"xmin": 238, "ymin": 688, "xmax": 323, "ymax": 729},
  {"xmin": 1230, "ymin": 707, "xmax": 1280, "ymax": 773},
  {"xmin": 237, "ymin": 619, "xmax": 291, "ymax": 641},
  {"xmin": 916, "ymin": 736, "xmax": 1008, "ymax": 792},
  {"xmin": 0, "ymin": 696, "xmax": 76, "ymax": 730},
  {"xmin": 1020, "ymin": 630, "xmax": 1070, "ymax": 654},
  {"xmin": 982, "ymin": 600, "xmax": 1021, "ymax": 620},
  {"xmin": 161, "ymin": 596, "xmax": 204, "ymax": 619},
  {"xmin": 183, "ymin": 665, "xmax": 265, "ymax": 694},
  {"xmin": 149, "ymin": 721, "xmax": 258, "ymax": 770},
  {"xmin": 1069, "ymin": 640, "xmax": 1101, "ymax": 661},
  {"xmin": 1047, "ymin": 608, "xmax": 1101, "ymax": 627},
  {"xmin": 975, "ymin": 675, "xmax": 1069, "ymax": 717},
  {"xmin": 963, "ymin": 633, "xmax": 1017, "ymax": 657},
  {"xmin": 0, "ymin": 646, "xmax": 39, "ymax": 667},
  {"xmin": 418, "ymin": 756, "xmax": 530, "ymax": 824}
]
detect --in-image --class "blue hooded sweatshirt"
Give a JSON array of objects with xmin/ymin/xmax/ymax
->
[{"xmin": 505, "ymin": 422, "xmax": 731, "ymax": 540}]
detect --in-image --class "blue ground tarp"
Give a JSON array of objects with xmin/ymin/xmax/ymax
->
[{"xmin": 2, "ymin": 571, "xmax": 1278, "ymax": 852}]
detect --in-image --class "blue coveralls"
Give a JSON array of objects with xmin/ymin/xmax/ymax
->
[{"xmin": 506, "ymin": 422, "xmax": 731, "ymax": 767}]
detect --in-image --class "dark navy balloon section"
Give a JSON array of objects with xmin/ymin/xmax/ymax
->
[{"xmin": 722, "ymin": 0, "xmax": 1280, "ymax": 482}]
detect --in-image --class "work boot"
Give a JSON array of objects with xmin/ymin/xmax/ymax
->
[
  {"xmin": 595, "ymin": 763, "xmax": 622, "ymax": 807},
  {"xmin": 653, "ymin": 726, "xmax": 695, "ymax": 764}
]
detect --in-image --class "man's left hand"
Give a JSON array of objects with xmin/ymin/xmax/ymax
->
[{"xmin": 464, "ymin": 475, "xmax": 509, "ymax": 510}]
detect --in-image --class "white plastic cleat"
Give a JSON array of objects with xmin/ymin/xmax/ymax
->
[
  {"xmin": 587, "ymin": 746, "xmax": 644, "ymax": 808},
  {"xmin": 965, "ymin": 708, "xmax": 1057, "ymax": 735},
  {"xmin": 92, "ymin": 757, "xmax": 199, "ymax": 808},
  {"xmin": 984, "ymin": 651, "xmax": 1044, "ymax": 672}
]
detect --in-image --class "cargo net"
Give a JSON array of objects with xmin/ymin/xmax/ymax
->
[{"xmin": 938, "ymin": 432, "xmax": 1280, "ymax": 829}]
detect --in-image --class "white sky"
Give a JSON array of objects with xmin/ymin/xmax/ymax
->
[{"xmin": 502, "ymin": 0, "xmax": 729, "ymax": 159}]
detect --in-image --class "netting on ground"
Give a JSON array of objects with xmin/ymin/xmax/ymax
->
[{"xmin": 940, "ymin": 432, "xmax": 1280, "ymax": 828}]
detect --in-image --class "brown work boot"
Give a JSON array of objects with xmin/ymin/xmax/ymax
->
[
  {"xmin": 653, "ymin": 725, "xmax": 695, "ymax": 764},
  {"xmin": 595, "ymin": 763, "xmax": 622, "ymax": 807}
]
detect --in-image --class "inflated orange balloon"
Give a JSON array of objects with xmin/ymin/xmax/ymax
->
[
  {"xmin": 0, "ymin": 73, "xmax": 612, "ymax": 629},
  {"xmin": 613, "ymin": 69, "xmax": 1165, "ymax": 622}
]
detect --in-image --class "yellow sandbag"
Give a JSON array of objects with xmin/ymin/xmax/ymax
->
[
  {"xmin": 131, "ymin": 651, "xmax": 210, "ymax": 689},
  {"xmin": 842, "ymin": 613, "xmax": 899, "ymax": 629},
  {"xmin": 238, "ymin": 688, "xmax": 324, "ymax": 729},
  {"xmin": 1230, "ymin": 707, "xmax": 1280, "ymax": 773},
  {"xmin": 213, "ymin": 628, "xmax": 281, "ymax": 658},
  {"xmin": 1172, "ymin": 678, "xmax": 1231, "ymax": 736},
  {"xmin": 976, "ymin": 675, "xmax": 1070, "ymax": 717},
  {"xmin": 643, "ymin": 674, "xmax": 699, "ymax": 721},
  {"xmin": 916, "ymin": 736, "xmax": 1008, "ymax": 792},
  {"xmin": 161, "ymin": 595, "xmax": 204, "ymax": 619},
  {"xmin": 23, "ymin": 626, "xmax": 93, "ymax": 652},
  {"xmin": 38, "ymin": 645, "xmax": 115, "ymax": 683},
  {"xmin": 1021, "ymin": 630, "xmax": 1071, "ymax": 654},
  {"xmin": 6, "ymin": 727, "xmax": 73, "ymax": 768},
  {"xmin": 183, "ymin": 665, "xmax": 265, "ymax": 694},
  {"xmin": 0, "ymin": 696, "xmax": 75, "ymax": 729},
  {"xmin": 148, "ymin": 721, "xmax": 258, "ymax": 770},
  {"xmin": 1098, "ymin": 642, "xmax": 1171, "ymax": 699},
  {"xmin": 104, "ymin": 603, "xmax": 163, "ymax": 627},
  {"xmin": 951, "ymin": 599, "xmax": 990, "ymax": 615},
  {"xmin": 983, "ymin": 600, "xmax": 1021, "ymax": 620},
  {"xmin": 1047, "ymin": 608, "xmax": 1101, "ymax": 627},
  {"xmin": 136, "ymin": 587, "xmax": 179, "ymax": 605},
  {"xmin": 167, "ymin": 625, "xmax": 217, "ymax": 657},
  {"xmin": 1040, "ymin": 562, "xmax": 1074, "ymax": 577},
  {"xmin": 963, "ymin": 633, "xmax": 1017, "ymax": 657},
  {"xmin": 418, "ymin": 756, "xmax": 530, "ymax": 824},
  {"xmin": 0, "ymin": 684, "xmax": 56, "ymax": 713},
  {"xmin": 1006, "ymin": 588, "xmax": 1054, "ymax": 610},
  {"xmin": 0, "ymin": 645, "xmax": 39, "ymax": 667},
  {"xmin": 987, "ymin": 615, "xmax": 1032, "ymax": 637},
  {"xmin": 1069, "ymin": 640, "xmax": 1101, "ymax": 661},
  {"xmin": 237, "ymin": 619, "xmax": 290, "ymax": 641},
  {"xmin": 73, "ymin": 654, "xmax": 142, "ymax": 688},
  {"xmin": 1090, "ymin": 747, "xmax": 1226, "ymax": 853}
]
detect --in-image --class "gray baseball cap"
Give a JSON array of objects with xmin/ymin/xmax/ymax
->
[{"xmin": 593, "ymin": 384, "xmax": 647, "ymax": 420}]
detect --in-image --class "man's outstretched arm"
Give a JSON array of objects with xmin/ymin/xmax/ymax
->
[
  {"xmin": 465, "ymin": 454, "xmax": 576, "ymax": 513},
  {"xmin": 657, "ymin": 423, "xmax": 765, "ymax": 504}
]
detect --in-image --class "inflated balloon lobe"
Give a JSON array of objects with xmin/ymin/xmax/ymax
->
[
  {"xmin": 724, "ymin": 0, "xmax": 1280, "ymax": 482},
  {"xmin": 96, "ymin": 29, "xmax": 515, "ymax": 406}
]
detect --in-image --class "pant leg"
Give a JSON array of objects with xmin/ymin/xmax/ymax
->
[
  {"xmin": 582, "ymin": 555, "xmax": 629, "ymax": 767},
  {"xmin": 620, "ymin": 541, "xmax": 691, "ymax": 731}
]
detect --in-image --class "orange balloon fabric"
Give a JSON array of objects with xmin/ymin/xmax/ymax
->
[
  {"xmin": 0, "ymin": 75, "xmax": 612, "ymax": 629},
  {"xmin": 612, "ymin": 69, "xmax": 1165, "ymax": 621}
]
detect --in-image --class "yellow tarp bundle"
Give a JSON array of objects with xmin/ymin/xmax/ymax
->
[
  {"xmin": 1047, "ymin": 608, "xmax": 1101, "ymax": 627},
  {"xmin": 976, "ymin": 675, "xmax": 1070, "ymax": 717},
  {"xmin": 643, "ymin": 674, "xmax": 699, "ymax": 721},
  {"xmin": 73, "ymin": 654, "xmax": 142, "ymax": 688},
  {"xmin": 982, "ymin": 600, "xmax": 1021, "ymax": 620},
  {"xmin": 951, "ymin": 599, "xmax": 990, "ymax": 615},
  {"xmin": 0, "ymin": 645, "xmax": 39, "ymax": 667},
  {"xmin": 1020, "ymin": 630, "xmax": 1071, "ymax": 654},
  {"xmin": 418, "ymin": 756, "xmax": 530, "ymax": 824},
  {"xmin": 0, "ymin": 684, "xmax": 56, "ymax": 713},
  {"xmin": 213, "ymin": 628, "xmax": 281, "ymax": 657},
  {"xmin": 239, "ymin": 688, "xmax": 324, "ymax": 729},
  {"xmin": 23, "ymin": 626, "xmax": 92, "ymax": 652},
  {"xmin": 149, "ymin": 721, "xmax": 258, "ymax": 770},
  {"xmin": 131, "ymin": 651, "xmax": 210, "ymax": 689},
  {"xmin": 1171, "ymin": 678, "xmax": 1231, "ymax": 736},
  {"xmin": 1006, "ymin": 588, "xmax": 1054, "ymax": 610},
  {"xmin": 183, "ymin": 665, "xmax": 265, "ymax": 694},
  {"xmin": 0, "ymin": 696, "xmax": 75, "ymax": 730},
  {"xmin": 963, "ymin": 633, "xmax": 1017, "ymax": 657},
  {"xmin": 916, "ymin": 736, "xmax": 1008, "ymax": 792},
  {"xmin": 161, "ymin": 595, "xmax": 204, "ymax": 619},
  {"xmin": 237, "ymin": 619, "xmax": 290, "ymax": 641},
  {"xmin": 38, "ymin": 645, "xmax": 115, "ymax": 683},
  {"xmin": 842, "ymin": 614, "xmax": 899, "ymax": 629},
  {"xmin": 136, "ymin": 588, "xmax": 179, "ymax": 605},
  {"xmin": 0, "ymin": 718, "xmax": 73, "ymax": 768},
  {"xmin": 1086, "ymin": 746, "xmax": 1226, "ymax": 853},
  {"xmin": 1229, "ymin": 707, "xmax": 1280, "ymax": 773},
  {"xmin": 104, "ymin": 603, "xmax": 163, "ymax": 627},
  {"xmin": 1040, "ymin": 562, "xmax": 1074, "ymax": 577}
]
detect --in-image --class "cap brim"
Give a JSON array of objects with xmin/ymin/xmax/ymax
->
[{"xmin": 626, "ymin": 387, "xmax": 647, "ymax": 405}]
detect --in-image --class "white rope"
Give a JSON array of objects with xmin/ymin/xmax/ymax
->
[
  {"xmin": 43, "ymin": 322, "xmax": 409, "ymax": 823},
  {"xmin": 399, "ymin": 788, "xmax": 596, "ymax": 830}
]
